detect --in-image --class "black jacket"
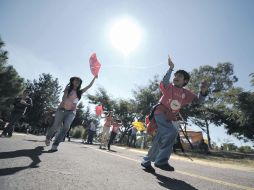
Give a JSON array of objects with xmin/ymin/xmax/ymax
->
[{"xmin": 13, "ymin": 97, "xmax": 33, "ymax": 114}]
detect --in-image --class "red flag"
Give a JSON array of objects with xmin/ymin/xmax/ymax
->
[
  {"xmin": 95, "ymin": 105, "xmax": 103, "ymax": 116},
  {"xmin": 89, "ymin": 53, "xmax": 101, "ymax": 76}
]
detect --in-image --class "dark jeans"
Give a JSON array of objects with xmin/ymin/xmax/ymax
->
[
  {"xmin": 128, "ymin": 134, "xmax": 136, "ymax": 147},
  {"xmin": 63, "ymin": 127, "xmax": 71, "ymax": 142},
  {"xmin": 127, "ymin": 134, "xmax": 131, "ymax": 146},
  {"xmin": 87, "ymin": 130, "xmax": 95, "ymax": 144},
  {"xmin": 108, "ymin": 132, "xmax": 117, "ymax": 149},
  {"xmin": 2, "ymin": 111, "xmax": 23, "ymax": 136}
]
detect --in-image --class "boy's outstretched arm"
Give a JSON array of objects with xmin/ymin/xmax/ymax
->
[{"xmin": 162, "ymin": 55, "xmax": 174, "ymax": 88}]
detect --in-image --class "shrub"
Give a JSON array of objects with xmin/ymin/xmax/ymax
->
[{"xmin": 70, "ymin": 125, "xmax": 85, "ymax": 138}]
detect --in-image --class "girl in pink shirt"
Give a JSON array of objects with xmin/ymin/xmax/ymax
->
[
  {"xmin": 99, "ymin": 112, "xmax": 113, "ymax": 149},
  {"xmin": 107, "ymin": 119, "xmax": 122, "ymax": 150},
  {"xmin": 46, "ymin": 76, "xmax": 97, "ymax": 151}
]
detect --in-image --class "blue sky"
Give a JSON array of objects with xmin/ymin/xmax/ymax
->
[{"xmin": 0, "ymin": 0, "xmax": 253, "ymax": 146}]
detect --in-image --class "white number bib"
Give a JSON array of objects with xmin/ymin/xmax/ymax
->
[{"xmin": 170, "ymin": 100, "xmax": 181, "ymax": 111}]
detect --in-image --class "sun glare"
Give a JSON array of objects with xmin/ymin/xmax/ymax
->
[{"xmin": 109, "ymin": 17, "xmax": 142, "ymax": 56}]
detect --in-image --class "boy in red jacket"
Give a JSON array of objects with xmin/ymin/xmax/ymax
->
[{"xmin": 141, "ymin": 55, "xmax": 208, "ymax": 173}]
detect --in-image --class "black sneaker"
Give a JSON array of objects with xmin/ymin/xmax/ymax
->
[
  {"xmin": 141, "ymin": 163, "xmax": 155, "ymax": 173},
  {"xmin": 154, "ymin": 163, "xmax": 174, "ymax": 171}
]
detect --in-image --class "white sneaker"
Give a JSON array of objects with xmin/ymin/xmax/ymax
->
[
  {"xmin": 45, "ymin": 138, "xmax": 50, "ymax": 146},
  {"xmin": 50, "ymin": 145, "xmax": 58, "ymax": 152}
]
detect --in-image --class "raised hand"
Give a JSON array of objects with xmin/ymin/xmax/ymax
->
[{"xmin": 168, "ymin": 55, "xmax": 174, "ymax": 70}]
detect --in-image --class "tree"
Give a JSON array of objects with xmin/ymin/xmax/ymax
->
[
  {"xmin": 81, "ymin": 106, "xmax": 94, "ymax": 128},
  {"xmin": 182, "ymin": 63, "xmax": 238, "ymax": 148},
  {"xmin": 238, "ymin": 146, "xmax": 253, "ymax": 153},
  {"xmin": 71, "ymin": 102, "xmax": 92, "ymax": 128},
  {"xmin": 222, "ymin": 143, "xmax": 238, "ymax": 151},
  {"xmin": 236, "ymin": 92, "xmax": 254, "ymax": 141},
  {"xmin": 0, "ymin": 38, "xmax": 8, "ymax": 64},
  {"xmin": 87, "ymin": 87, "xmax": 116, "ymax": 112},
  {"xmin": 132, "ymin": 75, "xmax": 161, "ymax": 120},
  {"xmin": 217, "ymin": 91, "xmax": 254, "ymax": 143},
  {"xmin": 0, "ymin": 37, "xmax": 24, "ymax": 117},
  {"xmin": 87, "ymin": 87, "xmax": 136, "ymax": 143},
  {"xmin": 113, "ymin": 75, "xmax": 161, "ymax": 142},
  {"xmin": 26, "ymin": 73, "xmax": 62, "ymax": 132},
  {"xmin": 250, "ymin": 73, "xmax": 254, "ymax": 87},
  {"xmin": 112, "ymin": 99, "xmax": 137, "ymax": 142}
]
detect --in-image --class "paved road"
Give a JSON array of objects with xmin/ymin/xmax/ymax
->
[{"xmin": 0, "ymin": 134, "xmax": 253, "ymax": 190}]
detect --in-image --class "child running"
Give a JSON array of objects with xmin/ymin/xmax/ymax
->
[
  {"xmin": 141, "ymin": 55, "xmax": 208, "ymax": 173},
  {"xmin": 99, "ymin": 112, "xmax": 113, "ymax": 149},
  {"xmin": 45, "ymin": 76, "xmax": 97, "ymax": 151},
  {"xmin": 107, "ymin": 119, "xmax": 122, "ymax": 150}
]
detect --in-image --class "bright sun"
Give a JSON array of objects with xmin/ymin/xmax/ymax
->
[{"xmin": 109, "ymin": 17, "xmax": 142, "ymax": 56}]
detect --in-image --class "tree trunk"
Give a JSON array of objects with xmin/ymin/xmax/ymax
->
[
  {"xmin": 180, "ymin": 124, "xmax": 193, "ymax": 149},
  {"xmin": 205, "ymin": 119, "xmax": 212, "ymax": 149}
]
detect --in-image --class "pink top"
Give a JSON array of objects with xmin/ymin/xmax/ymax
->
[
  {"xmin": 59, "ymin": 89, "xmax": 79, "ymax": 111},
  {"xmin": 104, "ymin": 116, "xmax": 113, "ymax": 128},
  {"xmin": 112, "ymin": 122, "xmax": 121, "ymax": 133},
  {"xmin": 155, "ymin": 83, "xmax": 197, "ymax": 120}
]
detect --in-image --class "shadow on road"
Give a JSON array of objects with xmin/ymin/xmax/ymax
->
[
  {"xmin": 0, "ymin": 146, "xmax": 47, "ymax": 176},
  {"xmin": 24, "ymin": 139, "xmax": 45, "ymax": 143},
  {"xmin": 80, "ymin": 147, "xmax": 89, "ymax": 149},
  {"xmin": 108, "ymin": 149, "xmax": 117, "ymax": 153},
  {"xmin": 153, "ymin": 173, "xmax": 198, "ymax": 190}
]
